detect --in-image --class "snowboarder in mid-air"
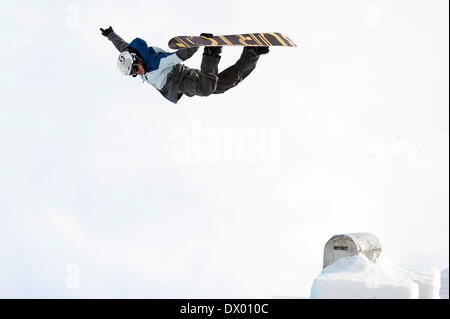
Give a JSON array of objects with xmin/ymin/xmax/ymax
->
[{"xmin": 100, "ymin": 26, "xmax": 269, "ymax": 104}]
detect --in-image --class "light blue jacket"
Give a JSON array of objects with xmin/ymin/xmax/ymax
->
[
  {"xmin": 127, "ymin": 38, "xmax": 183, "ymax": 90},
  {"xmin": 106, "ymin": 31, "xmax": 198, "ymax": 103}
]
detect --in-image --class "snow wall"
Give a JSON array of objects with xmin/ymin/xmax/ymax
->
[
  {"xmin": 310, "ymin": 255, "xmax": 442, "ymax": 299},
  {"xmin": 312, "ymin": 232, "xmax": 442, "ymax": 298}
]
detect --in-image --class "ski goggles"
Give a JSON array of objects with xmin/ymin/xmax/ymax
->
[{"xmin": 130, "ymin": 62, "xmax": 140, "ymax": 76}]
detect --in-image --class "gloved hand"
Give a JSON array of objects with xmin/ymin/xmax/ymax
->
[
  {"xmin": 100, "ymin": 26, "xmax": 114, "ymax": 37},
  {"xmin": 176, "ymin": 47, "xmax": 199, "ymax": 61},
  {"xmin": 200, "ymin": 33, "xmax": 214, "ymax": 38}
]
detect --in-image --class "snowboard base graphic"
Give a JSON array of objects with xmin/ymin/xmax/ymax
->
[{"xmin": 168, "ymin": 32, "xmax": 296, "ymax": 49}]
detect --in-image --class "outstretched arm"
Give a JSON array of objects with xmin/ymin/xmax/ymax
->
[{"xmin": 100, "ymin": 26, "xmax": 129, "ymax": 52}]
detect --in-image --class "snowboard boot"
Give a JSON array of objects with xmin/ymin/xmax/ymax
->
[
  {"xmin": 204, "ymin": 46, "xmax": 223, "ymax": 56},
  {"xmin": 201, "ymin": 33, "xmax": 223, "ymax": 57},
  {"xmin": 242, "ymin": 46, "xmax": 270, "ymax": 58},
  {"xmin": 201, "ymin": 51, "xmax": 220, "ymax": 76},
  {"xmin": 254, "ymin": 46, "xmax": 270, "ymax": 55}
]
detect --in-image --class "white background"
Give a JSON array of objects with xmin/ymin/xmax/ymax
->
[{"xmin": 0, "ymin": 0, "xmax": 448, "ymax": 298}]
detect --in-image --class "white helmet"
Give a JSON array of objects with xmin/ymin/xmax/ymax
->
[{"xmin": 117, "ymin": 51, "xmax": 137, "ymax": 75}]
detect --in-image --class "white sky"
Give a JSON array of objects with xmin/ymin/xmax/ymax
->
[{"xmin": 0, "ymin": 0, "xmax": 448, "ymax": 298}]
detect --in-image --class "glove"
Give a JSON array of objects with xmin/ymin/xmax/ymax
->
[
  {"xmin": 100, "ymin": 26, "xmax": 114, "ymax": 37},
  {"xmin": 200, "ymin": 33, "xmax": 214, "ymax": 38},
  {"xmin": 176, "ymin": 47, "xmax": 199, "ymax": 61}
]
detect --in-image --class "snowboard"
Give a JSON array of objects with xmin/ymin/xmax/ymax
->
[{"xmin": 168, "ymin": 32, "xmax": 296, "ymax": 49}]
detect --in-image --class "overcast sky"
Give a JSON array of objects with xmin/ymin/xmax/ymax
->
[{"xmin": 0, "ymin": 0, "xmax": 448, "ymax": 298}]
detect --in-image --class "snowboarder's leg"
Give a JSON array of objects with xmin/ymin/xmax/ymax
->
[
  {"xmin": 202, "ymin": 46, "xmax": 222, "ymax": 75},
  {"xmin": 198, "ymin": 52, "xmax": 220, "ymax": 96},
  {"xmin": 214, "ymin": 47, "xmax": 269, "ymax": 95},
  {"xmin": 179, "ymin": 48, "xmax": 221, "ymax": 97}
]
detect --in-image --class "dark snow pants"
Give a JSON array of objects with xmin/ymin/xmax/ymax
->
[{"xmin": 179, "ymin": 47, "xmax": 261, "ymax": 97}]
